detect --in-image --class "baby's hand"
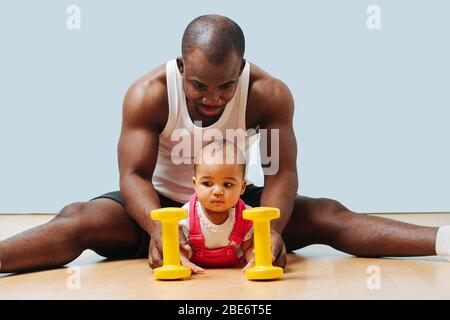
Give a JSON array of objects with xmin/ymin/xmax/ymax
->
[
  {"xmin": 180, "ymin": 254, "xmax": 205, "ymax": 274},
  {"xmin": 179, "ymin": 243, "xmax": 205, "ymax": 274},
  {"xmin": 241, "ymin": 241, "xmax": 255, "ymax": 272},
  {"xmin": 242, "ymin": 256, "xmax": 255, "ymax": 272}
]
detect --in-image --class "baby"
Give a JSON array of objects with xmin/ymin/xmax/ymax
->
[{"xmin": 179, "ymin": 139, "xmax": 255, "ymax": 274}]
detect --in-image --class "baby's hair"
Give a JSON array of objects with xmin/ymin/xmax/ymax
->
[{"xmin": 194, "ymin": 139, "xmax": 247, "ymax": 178}]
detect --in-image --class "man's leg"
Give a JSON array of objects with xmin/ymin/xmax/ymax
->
[
  {"xmin": 282, "ymin": 195, "xmax": 438, "ymax": 257},
  {"xmin": 0, "ymin": 198, "xmax": 143, "ymax": 273}
]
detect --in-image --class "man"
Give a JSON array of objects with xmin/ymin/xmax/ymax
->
[{"xmin": 0, "ymin": 14, "xmax": 448, "ymax": 274}]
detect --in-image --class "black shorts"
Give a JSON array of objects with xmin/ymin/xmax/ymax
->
[{"xmin": 89, "ymin": 184, "xmax": 264, "ymax": 258}]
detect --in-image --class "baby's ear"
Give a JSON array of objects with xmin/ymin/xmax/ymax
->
[
  {"xmin": 192, "ymin": 176, "xmax": 196, "ymax": 186},
  {"xmin": 240, "ymin": 179, "xmax": 248, "ymax": 195}
]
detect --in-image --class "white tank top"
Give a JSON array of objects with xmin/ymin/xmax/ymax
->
[{"xmin": 152, "ymin": 59, "xmax": 258, "ymax": 203}]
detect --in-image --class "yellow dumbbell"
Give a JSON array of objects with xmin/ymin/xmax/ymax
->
[
  {"xmin": 243, "ymin": 207, "xmax": 283, "ymax": 280},
  {"xmin": 150, "ymin": 207, "xmax": 191, "ymax": 280}
]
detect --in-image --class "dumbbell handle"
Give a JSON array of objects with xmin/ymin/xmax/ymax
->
[
  {"xmin": 253, "ymin": 220, "xmax": 273, "ymax": 266},
  {"xmin": 160, "ymin": 220, "xmax": 181, "ymax": 267}
]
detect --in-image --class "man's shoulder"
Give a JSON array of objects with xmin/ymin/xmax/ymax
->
[
  {"xmin": 122, "ymin": 63, "xmax": 169, "ymax": 131},
  {"xmin": 248, "ymin": 63, "xmax": 294, "ymax": 123}
]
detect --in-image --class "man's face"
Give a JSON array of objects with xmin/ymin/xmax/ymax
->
[{"xmin": 177, "ymin": 48, "xmax": 245, "ymax": 119}]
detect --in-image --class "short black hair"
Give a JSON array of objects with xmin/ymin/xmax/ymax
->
[{"xmin": 182, "ymin": 14, "xmax": 245, "ymax": 65}]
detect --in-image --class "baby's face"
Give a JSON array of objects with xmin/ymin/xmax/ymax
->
[{"xmin": 193, "ymin": 162, "xmax": 246, "ymax": 214}]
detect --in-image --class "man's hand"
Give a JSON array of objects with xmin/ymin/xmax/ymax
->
[
  {"xmin": 148, "ymin": 224, "xmax": 163, "ymax": 269},
  {"xmin": 147, "ymin": 223, "xmax": 202, "ymax": 271},
  {"xmin": 271, "ymin": 230, "xmax": 287, "ymax": 268}
]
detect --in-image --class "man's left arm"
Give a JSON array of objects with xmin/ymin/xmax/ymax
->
[{"xmin": 258, "ymin": 79, "xmax": 298, "ymax": 267}]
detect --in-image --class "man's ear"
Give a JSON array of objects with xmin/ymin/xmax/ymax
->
[
  {"xmin": 176, "ymin": 57, "xmax": 184, "ymax": 75},
  {"xmin": 238, "ymin": 58, "xmax": 246, "ymax": 76}
]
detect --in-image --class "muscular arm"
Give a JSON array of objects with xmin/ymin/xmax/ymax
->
[
  {"xmin": 258, "ymin": 79, "xmax": 298, "ymax": 234},
  {"xmin": 118, "ymin": 80, "xmax": 166, "ymax": 235}
]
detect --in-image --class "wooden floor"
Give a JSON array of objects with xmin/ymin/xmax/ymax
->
[{"xmin": 1, "ymin": 213, "xmax": 450, "ymax": 300}]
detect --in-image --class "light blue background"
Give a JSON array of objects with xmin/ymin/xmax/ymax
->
[{"xmin": 0, "ymin": 0, "xmax": 449, "ymax": 213}]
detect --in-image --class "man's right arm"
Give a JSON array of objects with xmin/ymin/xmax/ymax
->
[{"xmin": 117, "ymin": 80, "xmax": 166, "ymax": 262}]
